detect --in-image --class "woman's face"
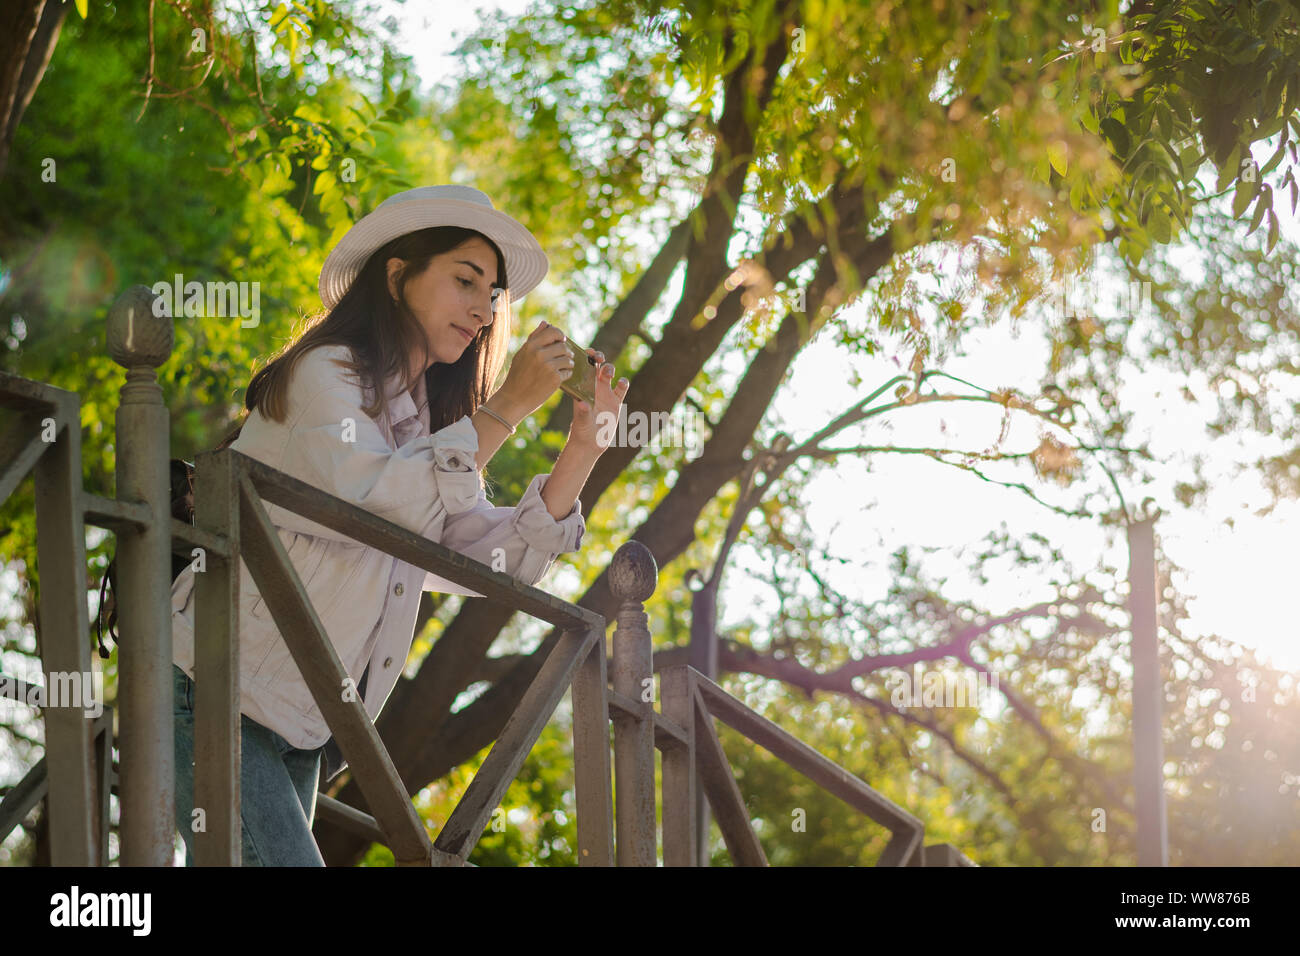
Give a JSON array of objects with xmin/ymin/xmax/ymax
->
[{"xmin": 388, "ymin": 236, "xmax": 500, "ymax": 376}]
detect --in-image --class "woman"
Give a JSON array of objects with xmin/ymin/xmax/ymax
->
[{"xmin": 168, "ymin": 184, "xmax": 629, "ymax": 866}]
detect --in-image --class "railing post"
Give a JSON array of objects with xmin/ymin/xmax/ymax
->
[
  {"xmin": 192, "ymin": 449, "xmax": 241, "ymax": 865},
  {"xmin": 1127, "ymin": 512, "xmax": 1168, "ymax": 866},
  {"xmin": 32, "ymin": 386, "xmax": 97, "ymax": 864},
  {"xmin": 570, "ymin": 623, "xmax": 614, "ymax": 865},
  {"xmin": 107, "ymin": 285, "xmax": 176, "ymax": 866},
  {"xmin": 609, "ymin": 541, "xmax": 658, "ymax": 866},
  {"xmin": 659, "ymin": 664, "xmax": 696, "ymax": 866}
]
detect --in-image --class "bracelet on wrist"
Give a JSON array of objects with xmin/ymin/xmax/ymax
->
[{"xmin": 477, "ymin": 403, "xmax": 517, "ymax": 434}]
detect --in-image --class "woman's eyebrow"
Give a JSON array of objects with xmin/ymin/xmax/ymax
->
[{"xmin": 455, "ymin": 259, "xmax": 503, "ymax": 289}]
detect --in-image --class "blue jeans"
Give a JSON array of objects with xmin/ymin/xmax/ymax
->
[{"xmin": 172, "ymin": 663, "xmax": 325, "ymax": 866}]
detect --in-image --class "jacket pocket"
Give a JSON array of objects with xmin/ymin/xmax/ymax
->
[{"xmin": 249, "ymin": 531, "xmax": 329, "ymax": 621}]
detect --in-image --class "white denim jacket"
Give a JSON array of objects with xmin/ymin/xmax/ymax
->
[{"xmin": 170, "ymin": 343, "xmax": 585, "ymax": 750}]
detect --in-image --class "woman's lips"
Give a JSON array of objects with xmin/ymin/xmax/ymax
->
[{"xmin": 453, "ymin": 325, "xmax": 473, "ymax": 343}]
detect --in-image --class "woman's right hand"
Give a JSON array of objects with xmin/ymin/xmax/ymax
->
[{"xmin": 492, "ymin": 322, "xmax": 596, "ymax": 422}]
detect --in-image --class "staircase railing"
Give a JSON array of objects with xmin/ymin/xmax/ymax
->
[{"xmin": 0, "ymin": 285, "xmax": 975, "ymax": 866}]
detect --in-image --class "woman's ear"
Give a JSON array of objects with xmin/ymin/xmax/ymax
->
[{"xmin": 385, "ymin": 257, "xmax": 405, "ymax": 301}]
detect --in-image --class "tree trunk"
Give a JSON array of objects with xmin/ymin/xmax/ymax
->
[{"xmin": 0, "ymin": 0, "xmax": 68, "ymax": 182}]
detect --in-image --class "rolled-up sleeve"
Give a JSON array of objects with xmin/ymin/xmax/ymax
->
[{"xmin": 427, "ymin": 474, "xmax": 586, "ymax": 589}]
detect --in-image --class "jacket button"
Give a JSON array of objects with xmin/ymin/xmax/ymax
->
[
  {"xmin": 394, "ymin": 583, "xmax": 404, "ymax": 595},
  {"xmin": 384, "ymin": 657, "xmax": 393, "ymax": 668}
]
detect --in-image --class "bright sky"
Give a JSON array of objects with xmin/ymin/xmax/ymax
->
[{"xmin": 382, "ymin": 1, "xmax": 1300, "ymax": 674}]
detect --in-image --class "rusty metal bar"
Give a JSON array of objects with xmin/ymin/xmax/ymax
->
[
  {"xmin": 0, "ymin": 370, "xmax": 68, "ymax": 411},
  {"xmin": 609, "ymin": 542, "xmax": 658, "ymax": 867},
  {"xmin": 79, "ymin": 490, "xmax": 150, "ymax": 533},
  {"xmin": 0, "ymin": 758, "xmax": 50, "ymax": 844},
  {"xmin": 659, "ymin": 664, "xmax": 696, "ymax": 866},
  {"xmin": 192, "ymin": 448, "xmax": 242, "ymax": 865},
  {"xmin": 434, "ymin": 625, "xmax": 603, "ymax": 862},
  {"xmin": 571, "ymin": 624, "xmax": 614, "ymax": 866},
  {"xmin": 94, "ymin": 708, "xmax": 114, "ymax": 865},
  {"xmin": 169, "ymin": 517, "xmax": 231, "ymax": 560},
  {"xmin": 694, "ymin": 675, "xmax": 925, "ymax": 841},
  {"xmin": 84, "ymin": 490, "xmax": 231, "ymax": 560},
  {"xmin": 32, "ymin": 389, "xmax": 99, "ymax": 865},
  {"xmin": 923, "ymin": 843, "xmax": 977, "ymax": 866},
  {"xmin": 877, "ymin": 827, "xmax": 924, "ymax": 867},
  {"xmin": 0, "ymin": 706, "xmax": 115, "ymax": 858},
  {"xmin": 691, "ymin": 685, "xmax": 767, "ymax": 866},
  {"xmin": 315, "ymin": 794, "xmax": 389, "ymax": 846},
  {"xmin": 0, "ymin": 408, "xmax": 51, "ymax": 504},
  {"xmin": 237, "ymin": 470, "xmax": 434, "ymax": 865},
  {"xmin": 607, "ymin": 689, "xmax": 689, "ymax": 748},
  {"xmin": 239, "ymin": 453, "xmax": 601, "ymax": 631}
]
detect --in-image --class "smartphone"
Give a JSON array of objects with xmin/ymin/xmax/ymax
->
[{"xmin": 558, "ymin": 335, "xmax": 599, "ymax": 406}]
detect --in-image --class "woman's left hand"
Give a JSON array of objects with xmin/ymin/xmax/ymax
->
[{"xmin": 568, "ymin": 349, "xmax": 629, "ymax": 458}]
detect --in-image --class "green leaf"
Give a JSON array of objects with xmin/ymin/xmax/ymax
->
[
  {"xmin": 1047, "ymin": 141, "xmax": 1068, "ymax": 176},
  {"xmin": 1167, "ymin": 199, "xmax": 1189, "ymax": 230},
  {"xmin": 1149, "ymin": 205, "xmax": 1171, "ymax": 243},
  {"xmin": 1216, "ymin": 145, "xmax": 1242, "ymax": 193},
  {"xmin": 1260, "ymin": 136, "xmax": 1288, "ymax": 176},
  {"xmin": 1233, "ymin": 173, "xmax": 1260, "ymax": 217},
  {"xmin": 1248, "ymin": 191, "xmax": 1268, "ymax": 234},
  {"xmin": 1156, "ymin": 103, "xmax": 1173, "ymax": 143},
  {"xmin": 1101, "ymin": 117, "xmax": 1130, "ymax": 157},
  {"xmin": 1127, "ymin": 160, "xmax": 1152, "ymax": 199},
  {"xmin": 1267, "ymin": 210, "xmax": 1280, "ymax": 252}
]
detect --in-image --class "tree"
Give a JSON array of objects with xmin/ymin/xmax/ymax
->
[
  {"xmin": 314, "ymin": 0, "xmax": 1300, "ymax": 864},
  {"xmin": 0, "ymin": 0, "xmax": 70, "ymax": 181},
  {"xmin": 3, "ymin": 0, "xmax": 1299, "ymax": 866}
]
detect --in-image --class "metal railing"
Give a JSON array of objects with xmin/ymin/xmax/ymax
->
[{"xmin": 0, "ymin": 285, "xmax": 975, "ymax": 866}]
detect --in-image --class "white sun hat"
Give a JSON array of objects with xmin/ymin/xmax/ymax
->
[{"xmin": 317, "ymin": 184, "xmax": 549, "ymax": 311}]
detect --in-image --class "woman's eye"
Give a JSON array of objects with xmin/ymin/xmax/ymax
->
[{"xmin": 458, "ymin": 277, "xmax": 474, "ymax": 288}]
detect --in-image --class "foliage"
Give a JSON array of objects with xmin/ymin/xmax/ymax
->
[{"xmin": 3, "ymin": 0, "xmax": 1300, "ymax": 866}]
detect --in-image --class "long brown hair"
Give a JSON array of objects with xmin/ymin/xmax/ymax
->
[{"xmin": 235, "ymin": 227, "xmax": 512, "ymax": 442}]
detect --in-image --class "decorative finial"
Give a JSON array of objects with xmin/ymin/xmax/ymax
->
[
  {"xmin": 107, "ymin": 285, "xmax": 174, "ymax": 369},
  {"xmin": 610, "ymin": 541, "xmax": 657, "ymax": 605}
]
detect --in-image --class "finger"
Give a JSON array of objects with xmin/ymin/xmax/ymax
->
[
  {"xmin": 530, "ymin": 322, "xmax": 564, "ymax": 344},
  {"xmin": 615, "ymin": 377, "xmax": 630, "ymax": 399},
  {"xmin": 538, "ymin": 341, "xmax": 573, "ymax": 360}
]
